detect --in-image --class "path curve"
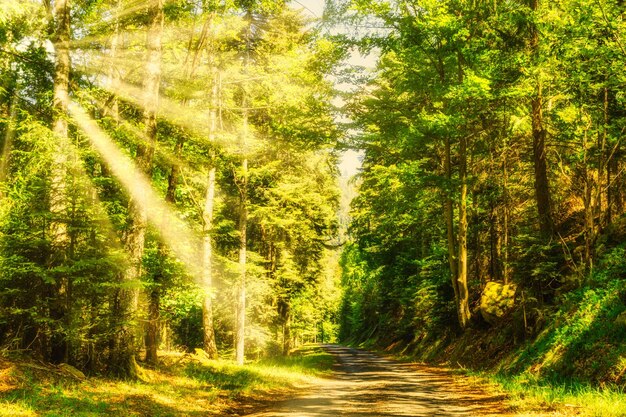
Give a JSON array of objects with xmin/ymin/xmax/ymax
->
[{"xmin": 246, "ymin": 345, "xmax": 511, "ymax": 417}]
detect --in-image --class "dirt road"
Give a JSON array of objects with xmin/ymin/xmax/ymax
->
[{"xmin": 246, "ymin": 345, "xmax": 511, "ymax": 417}]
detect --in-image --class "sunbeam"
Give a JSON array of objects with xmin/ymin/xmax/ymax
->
[
  {"xmin": 68, "ymin": 101, "xmax": 206, "ymax": 284},
  {"xmin": 76, "ymin": 89, "xmax": 197, "ymax": 173},
  {"xmin": 77, "ymin": 69, "xmax": 244, "ymax": 151}
]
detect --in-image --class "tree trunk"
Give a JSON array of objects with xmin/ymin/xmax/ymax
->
[
  {"xmin": 281, "ymin": 302, "xmax": 291, "ymax": 356},
  {"xmin": 582, "ymin": 126, "xmax": 594, "ymax": 271},
  {"xmin": 0, "ymin": 94, "xmax": 17, "ymax": 200},
  {"xmin": 49, "ymin": 0, "xmax": 72, "ymax": 364},
  {"xmin": 235, "ymin": 168, "xmax": 247, "ymax": 365},
  {"xmin": 530, "ymin": 0, "xmax": 553, "ymax": 237},
  {"xmin": 111, "ymin": 0, "xmax": 162, "ymax": 377},
  {"xmin": 444, "ymin": 136, "xmax": 459, "ymax": 305},
  {"xmin": 142, "ymin": 0, "xmax": 165, "ymax": 366},
  {"xmin": 457, "ymin": 134, "xmax": 471, "ymax": 330},
  {"xmin": 201, "ymin": 69, "xmax": 219, "ymax": 359},
  {"xmin": 502, "ymin": 141, "xmax": 510, "ymax": 284},
  {"xmin": 235, "ymin": 13, "xmax": 252, "ymax": 367},
  {"xmin": 235, "ymin": 136, "xmax": 248, "ymax": 365},
  {"xmin": 144, "ymin": 283, "xmax": 160, "ymax": 365},
  {"xmin": 600, "ymin": 87, "xmax": 608, "ymax": 227},
  {"xmin": 105, "ymin": 0, "xmax": 121, "ymax": 124}
]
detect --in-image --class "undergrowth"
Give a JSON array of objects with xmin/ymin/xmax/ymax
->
[
  {"xmin": 0, "ymin": 344, "xmax": 334, "ymax": 417},
  {"xmin": 484, "ymin": 373, "xmax": 626, "ymax": 417}
]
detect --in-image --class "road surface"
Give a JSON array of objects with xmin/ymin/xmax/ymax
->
[{"xmin": 245, "ymin": 345, "xmax": 511, "ymax": 417}]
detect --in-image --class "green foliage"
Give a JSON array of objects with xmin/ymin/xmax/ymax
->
[
  {"xmin": 0, "ymin": 0, "xmax": 343, "ymax": 369},
  {"xmin": 502, "ymin": 248, "xmax": 626, "ymax": 385},
  {"xmin": 334, "ymin": 0, "xmax": 626, "ymax": 400}
]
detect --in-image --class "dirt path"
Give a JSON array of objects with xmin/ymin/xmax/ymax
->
[{"xmin": 245, "ymin": 345, "xmax": 513, "ymax": 417}]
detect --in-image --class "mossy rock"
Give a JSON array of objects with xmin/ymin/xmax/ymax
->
[
  {"xmin": 480, "ymin": 281, "xmax": 517, "ymax": 325},
  {"xmin": 58, "ymin": 363, "xmax": 86, "ymax": 380},
  {"xmin": 615, "ymin": 310, "xmax": 626, "ymax": 327}
]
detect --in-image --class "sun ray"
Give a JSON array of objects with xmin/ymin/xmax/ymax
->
[
  {"xmin": 77, "ymin": 66, "xmax": 242, "ymax": 151},
  {"xmin": 68, "ymin": 101, "xmax": 206, "ymax": 284},
  {"xmin": 75, "ymin": 89, "xmax": 198, "ymax": 174}
]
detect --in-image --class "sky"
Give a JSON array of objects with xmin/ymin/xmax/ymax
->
[
  {"xmin": 290, "ymin": 0, "xmax": 368, "ymax": 179},
  {"xmin": 290, "ymin": 0, "xmax": 325, "ymax": 19}
]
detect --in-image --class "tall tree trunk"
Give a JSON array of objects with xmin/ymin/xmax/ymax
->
[
  {"xmin": 144, "ymin": 279, "xmax": 160, "ymax": 365},
  {"xmin": 502, "ymin": 139, "xmax": 510, "ymax": 284},
  {"xmin": 145, "ymin": 137, "xmax": 184, "ymax": 365},
  {"xmin": 105, "ymin": 0, "xmax": 121, "ymax": 124},
  {"xmin": 111, "ymin": 0, "xmax": 163, "ymax": 377},
  {"xmin": 0, "ymin": 94, "xmax": 17, "ymax": 200},
  {"xmin": 201, "ymin": 69, "xmax": 219, "ymax": 359},
  {"xmin": 600, "ymin": 87, "xmax": 609, "ymax": 226},
  {"xmin": 141, "ymin": 0, "xmax": 164, "ymax": 367},
  {"xmin": 444, "ymin": 136, "xmax": 460, "ymax": 308},
  {"xmin": 49, "ymin": 0, "xmax": 71, "ymax": 364},
  {"xmin": 457, "ymin": 134, "xmax": 471, "ymax": 329},
  {"xmin": 235, "ymin": 117, "xmax": 248, "ymax": 366},
  {"xmin": 235, "ymin": 13, "xmax": 252, "ymax": 367},
  {"xmin": 530, "ymin": 0, "xmax": 553, "ymax": 236},
  {"xmin": 583, "ymin": 127, "xmax": 594, "ymax": 271},
  {"xmin": 281, "ymin": 302, "xmax": 291, "ymax": 356}
]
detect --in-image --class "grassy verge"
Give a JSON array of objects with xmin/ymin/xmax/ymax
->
[
  {"xmin": 0, "ymin": 344, "xmax": 334, "ymax": 417},
  {"xmin": 479, "ymin": 372, "xmax": 626, "ymax": 417}
]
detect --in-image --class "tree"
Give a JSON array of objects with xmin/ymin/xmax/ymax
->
[{"xmin": 110, "ymin": 0, "xmax": 163, "ymax": 376}]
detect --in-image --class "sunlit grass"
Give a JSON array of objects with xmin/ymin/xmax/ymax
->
[
  {"xmin": 482, "ymin": 373, "xmax": 626, "ymax": 417},
  {"xmin": 0, "ymin": 345, "xmax": 334, "ymax": 417}
]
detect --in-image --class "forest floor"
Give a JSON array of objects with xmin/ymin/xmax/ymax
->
[{"xmin": 0, "ymin": 345, "xmax": 334, "ymax": 417}]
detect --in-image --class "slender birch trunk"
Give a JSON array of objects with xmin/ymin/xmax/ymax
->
[
  {"xmin": 235, "ymin": 110, "xmax": 248, "ymax": 366},
  {"xmin": 201, "ymin": 67, "xmax": 219, "ymax": 359}
]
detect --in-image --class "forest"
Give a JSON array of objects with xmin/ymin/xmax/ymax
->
[{"xmin": 1, "ymin": 0, "xmax": 626, "ymax": 416}]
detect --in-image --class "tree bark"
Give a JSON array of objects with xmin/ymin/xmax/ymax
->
[
  {"xmin": 142, "ymin": 0, "xmax": 164, "ymax": 366},
  {"xmin": 530, "ymin": 0, "xmax": 554, "ymax": 237},
  {"xmin": 502, "ymin": 140, "xmax": 510, "ymax": 284},
  {"xmin": 0, "ymin": 94, "xmax": 17, "ymax": 200},
  {"xmin": 104, "ymin": 0, "xmax": 121, "ymax": 124},
  {"xmin": 235, "ymin": 13, "xmax": 252, "ymax": 367},
  {"xmin": 281, "ymin": 302, "xmax": 292, "ymax": 356},
  {"xmin": 582, "ymin": 127, "xmax": 594, "ymax": 271},
  {"xmin": 49, "ymin": 0, "xmax": 71, "ymax": 364},
  {"xmin": 201, "ymin": 69, "xmax": 219, "ymax": 359},
  {"xmin": 457, "ymin": 134, "xmax": 471, "ymax": 329},
  {"xmin": 111, "ymin": 0, "xmax": 162, "ymax": 377},
  {"xmin": 235, "ymin": 132, "xmax": 248, "ymax": 366},
  {"xmin": 444, "ymin": 136, "xmax": 460, "ymax": 308}
]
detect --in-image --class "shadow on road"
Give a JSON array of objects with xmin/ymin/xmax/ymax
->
[{"xmin": 245, "ymin": 345, "xmax": 512, "ymax": 417}]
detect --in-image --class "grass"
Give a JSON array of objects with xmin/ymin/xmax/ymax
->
[
  {"xmin": 477, "ymin": 372, "xmax": 626, "ymax": 417},
  {"xmin": 449, "ymin": 366, "xmax": 626, "ymax": 417},
  {"xmin": 0, "ymin": 344, "xmax": 335, "ymax": 417}
]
